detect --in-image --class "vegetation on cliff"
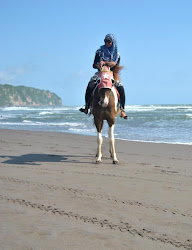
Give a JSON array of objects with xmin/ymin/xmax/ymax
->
[{"xmin": 0, "ymin": 84, "xmax": 62, "ymax": 107}]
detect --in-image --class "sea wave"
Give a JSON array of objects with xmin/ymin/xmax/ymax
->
[
  {"xmin": 69, "ymin": 127, "xmax": 96, "ymax": 134},
  {"xmin": 116, "ymin": 137, "xmax": 192, "ymax": 145},
  {"xmin": 1, "ymin": 106, "xmax": 80, "ymax": 112},
  {"xmin": 23, "ymin": 120, "xmax": 33, "ymax": 123},
  {"xmin": 2, "ymin": 105, "xmax": 192, "ymax": 113},
  {"xmin": 39, "ymin": 111, "xmax": 54, "ymax": 115},
  {"xmin": 125, "ymin": 105, "xmax": 192, "ymax": 112},
  {"xmin": 0, "ymin": 121, "xmax": 87, "ymax": 127},
  {"xmin": 1, "ymin": 104, "xmax": 192, "ymax": 145}
]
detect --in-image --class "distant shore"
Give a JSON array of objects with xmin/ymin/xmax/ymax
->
[{"xmin": 0, "ymin": 129, "xmax": 192, "ymax": 249}]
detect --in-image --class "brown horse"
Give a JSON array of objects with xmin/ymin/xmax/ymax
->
[{"xmin": 91, "ymin": 65, "xmax": 122, "ymax": 164}]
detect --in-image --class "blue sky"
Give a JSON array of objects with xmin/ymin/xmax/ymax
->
[{"xmin": 1, "ymin": 0, "xmax": 192, "ymax": 105}]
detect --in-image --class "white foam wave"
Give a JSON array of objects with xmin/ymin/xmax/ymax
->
[
  {"xmin": 61, "ymin": 122, "xmax": 86, "ymax": 127},
  {"xmin": 2, "ymin": 105, "xmax": 192, "ymax": 113},
  {"xmin": 125, "ymin": 105, "xmax": 192, "ymax": 112},
  {"xmin": 0, "ymin": 121, "xmax": 87, "ymax": 127},
  {"xmin": 1, "ymin": 106, "xmax": 80, "ymax": 112},
  {"xmin": 69, "ymin": 127, "xmax": 96, "ymax": 133},
  {"xmin": 116, "ymin": 137, "xmax": 192, "ymax": 145},
  {"xmin": 23, "ymin": 120, "xmax": 33, "ymax": 123},
  {"xmin": 39, "ymin": 111, "xmax": 54, "ymax": 115},
  {"xmin": 2, "ymin": 107, "xmax": 32, "ymax": 111}
]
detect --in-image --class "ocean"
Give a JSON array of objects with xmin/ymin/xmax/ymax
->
[{"xmin": 0, "ymin": 105, "xmax": 192, "ymax": 145}]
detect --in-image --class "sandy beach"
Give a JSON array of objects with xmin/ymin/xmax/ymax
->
[{"xmin": 0, "ymin": 129, "xmax": 191, "ymax": 249}]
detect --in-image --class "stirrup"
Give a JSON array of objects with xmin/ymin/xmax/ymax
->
[
  {"xmin": 120, "ymin": 110, "xmax": 128, "ymax": 120},
  {"xmin": 79, "ymin": 106, "xmax": 88, "ymax": 114}
]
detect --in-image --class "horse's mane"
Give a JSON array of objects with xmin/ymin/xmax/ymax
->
[{"xmin": 113, "ymin": 65, "xmax": 124, "ymax": 82}]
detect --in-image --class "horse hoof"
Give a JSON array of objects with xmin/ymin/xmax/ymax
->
[{"xmin": 113, "ymin": 160, "xmax": 119, "ymax": 164}]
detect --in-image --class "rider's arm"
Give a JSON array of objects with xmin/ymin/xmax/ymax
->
[
  {"xmin": 93, "ymin": 52, "xmax": 100, "ymax": 70},
  {"xmin": 110, "ymin": 55, "xmax": 120, "ymax": 71},
  {"xmin": 93, "ymin": 51, "xmax": 120, "ymax": 69}
]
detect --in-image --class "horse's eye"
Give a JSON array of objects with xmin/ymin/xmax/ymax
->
[
  {"xmin": 97, "ymin": 78, "xmax": 101, "ymax": 84},
  {"xmin": 111, "ymin": 79, "xmax": 115, "ymax": 84}
]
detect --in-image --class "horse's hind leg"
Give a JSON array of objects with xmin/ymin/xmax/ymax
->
[
  {"xmin": 108, "ymin": 129, "xmax": 113, "ymax": 158},
  {"xmin": 108, "ymin": 125, "xmax": 118, "ymax": 164}
]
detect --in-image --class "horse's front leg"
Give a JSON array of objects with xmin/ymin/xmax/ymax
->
[
  {"xmin": 108, "ymin": 125, "xmax": 118, "ymax": 164},
  {"xmin": 96, "ymin": 131, "xmax": 103, "ymax": 163}
]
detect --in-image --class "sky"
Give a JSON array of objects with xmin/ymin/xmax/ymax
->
[{"xmin": 0, "ymin": 0, "xmax": 192, "ymax": 105}]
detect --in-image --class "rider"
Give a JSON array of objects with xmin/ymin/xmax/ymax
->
[{"xmin": 79, "ymin": 34, "xmax": 127, "ymax": 119}]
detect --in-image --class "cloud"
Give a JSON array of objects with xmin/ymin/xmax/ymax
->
[
  {"xmin": 59, "ymin": 69, "xmax": 94, "ymax": 87},
  {"xmin": 0, "ymin": 70, "xmax": 16, "ymax": 82},
  {"xmin": 74, "ymin": 70, "xmax": 91, "ymax": 79},
  {"xmin": 0, "ymin": 63, "xmax": 37, "ymax": 83}
]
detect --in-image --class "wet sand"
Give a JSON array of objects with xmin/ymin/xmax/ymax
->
[{"xmin": 0, "ymin": 129, "xmax": 192, "ymax": 249}]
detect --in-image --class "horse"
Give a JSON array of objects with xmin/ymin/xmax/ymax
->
[{"xmin": 90, "ymin": 65, "xmax": 122, "ymax": 164}]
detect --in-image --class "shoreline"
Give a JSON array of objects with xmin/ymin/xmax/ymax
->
[
  {"xmin": 0, "ymin": 129, "xmax": 192, "ymax": 249},
  {"xmin": 1, "ymin": 127, "xmax": 192, "ymax": 146}
]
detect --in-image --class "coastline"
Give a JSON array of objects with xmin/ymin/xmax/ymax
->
[
  {"xmin": 0, "ymin": 129, "xmax": 192, "ymax": 249},
  {"xmin": 1, "ymin": 126, "xmax": 192, "ymax": 146}
]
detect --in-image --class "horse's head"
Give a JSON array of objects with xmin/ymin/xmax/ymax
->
[{"xmin": 97, "ymin": 66, "xmax": 115, "ymax": 107}]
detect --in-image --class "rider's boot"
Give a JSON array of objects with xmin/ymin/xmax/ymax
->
[
  {"xmin": 120, "ymin": 108, "xmax": 128, "ymax": 119},
  {"xmin": 79, "ymin": 105, "xmax": 89, "ymax": 114}
]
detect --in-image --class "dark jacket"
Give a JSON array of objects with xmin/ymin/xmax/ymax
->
[{"xmin": 93, "ymin": 50, "xmax": 120, "ymax": 71}]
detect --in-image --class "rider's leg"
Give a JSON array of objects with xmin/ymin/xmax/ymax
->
[
  {"xmin": 85, "ymin": 81, "xmax": 96, "ymax": 107},
  {"xmin": 115, "ymin": 81, "xmax": 128, "ymax": 119},
  {"xmin": 79, "ymin": 80, "xmax": 97, "ymax": 114}
]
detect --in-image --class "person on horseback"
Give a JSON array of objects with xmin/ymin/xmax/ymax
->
[{"xmin": 79, "ymin": 33, "xmax": 127, "ymax": 119}]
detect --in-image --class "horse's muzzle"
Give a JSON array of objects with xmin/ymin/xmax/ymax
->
[{"xmin": 98, "ymin": 99, "xmax": 109, "ymax": 107}]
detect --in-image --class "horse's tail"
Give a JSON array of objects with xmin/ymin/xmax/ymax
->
[{"xmin": 113, "ymin": 65, "xmax": 124, "ymax": 82}]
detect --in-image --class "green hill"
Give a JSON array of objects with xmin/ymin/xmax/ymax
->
[{"xmin": 0, "ymin": 84, "xmax": 62, "ymax": 107}]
